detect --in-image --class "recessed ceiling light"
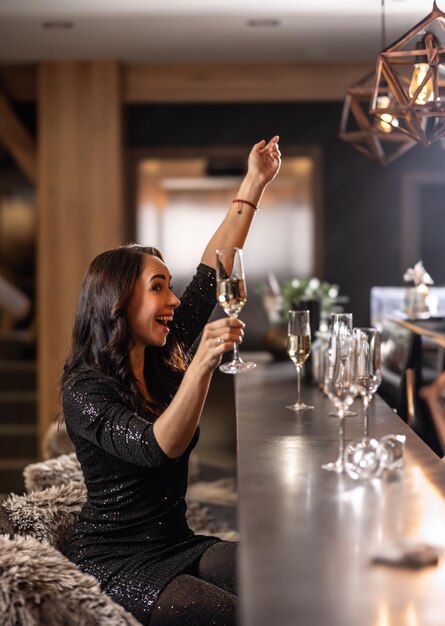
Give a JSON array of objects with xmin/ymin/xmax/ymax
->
[
  {"xmin": 246, "ymin": 19, "xmax": 281, "ymax": 28},
  {"xmin": 41, "ymin": 21, "xmax": 75, "ymax": 30}
]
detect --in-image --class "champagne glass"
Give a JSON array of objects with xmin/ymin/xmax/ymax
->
[
  {"xmin": 286, "ymin": 310, "xmax": 314, "ymax": 411},
  {"xmin": 343, "ymin": 329, "xmax": 386, "ymax": 481},
  {"xmin": 216, "ymin": 247, "xmax": 256, "ymax": 374},
  {"xmin": 328, "ymin": 312, "xmax": 357, "ymax": 417},
  {"xmin": 330, "ymin": 312, "xmax": 353, "ymax": 335},
  {"xmin": 322, "ymin": 333, "xmax": 358, "ymax": 473},
  {"xmin": 353, "ymin": 327, "xmax": 382, "ymax": 439}
]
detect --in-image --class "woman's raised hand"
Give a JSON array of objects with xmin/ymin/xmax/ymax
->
[
  {"xmin": 193, "ymin": 318, "xmax": 245, "ymax": 373},
  {"xmin": 247, "ymin": 136, "xmax": 281, "ymax": 187}
]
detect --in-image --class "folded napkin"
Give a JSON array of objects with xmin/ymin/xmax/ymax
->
[{"xmin": 371, "ymin": 541, "xmax": 443, "ymax": 569}]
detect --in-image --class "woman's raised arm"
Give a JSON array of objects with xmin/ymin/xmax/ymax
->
[{"xmin": 201, "ymin": 136, "xmax": 281, "ymax": 269}]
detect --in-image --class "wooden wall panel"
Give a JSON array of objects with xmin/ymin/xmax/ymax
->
[
  {"xmin": 123, "ymin": 62, "xmax": 371, "ymax": 103},
  {"xmin": 37, "ymin": 61, "xmax": 124, "ymax": 450}
]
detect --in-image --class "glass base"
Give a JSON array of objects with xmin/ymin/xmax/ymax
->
[
  {"xmin": 328, "ymin": 410, "xmax": 357, "ymax": 417},
  {"xmin": 322, "ymin": 458, "xmax": 345, "ymax": 473},
  {"xmin": 344, "ymin": 438, "xmax": 382, "ymax": 480},
  {"xmin": 286, "ymin": 402, "xmax": 314, "ymax": 411},
  {"xmin": 219, "ymin": 359, "xmax": 257, "ymax": 374}
]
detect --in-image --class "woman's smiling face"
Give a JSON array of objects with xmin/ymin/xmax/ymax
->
[{"xmin": 126, "ymin": 254, "xmax": 180, "ymax": 348}]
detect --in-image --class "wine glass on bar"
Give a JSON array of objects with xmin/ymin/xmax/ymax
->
[
  {"xmin": 216, "ymin": 247, "xmax": 256, "ymax": 374},
  {"xmin": 343, "ymin": 330, "xmax": 384, "ymax": 480},
  {"xmin": 322, "ymin": 332, "xmax": 358, "ymax": 473},
  {"xmin": 286, "ymin": 310, "xmax": 314, "ymax": 411},
  {"xmin": 331, "ymin": 312, "xmax": 353, "ymax": 335},
  {"xmin": 328, "ymin": 312, "xmax": 357, "ymax": 417},
  {"xmin": 353, "ymin": 327, "xmax": 382, "ymax": 439}
]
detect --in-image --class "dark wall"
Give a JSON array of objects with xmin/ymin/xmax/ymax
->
[
  {"xmin": 325, "ymin": 130, "xmax": 445, "ymax": 325},
  {"xmin": 126, "ymin": 102, "xmax": 445, "ymax": 327}
]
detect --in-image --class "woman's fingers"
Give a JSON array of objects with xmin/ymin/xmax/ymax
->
[
  {"xmin": 209, "ymin": 328, "xmax": 244, "ymax": 346},
  {"xmin": 215, "ymin": 330, "xmax": 243, "ymax": 345},
  {"xmin": 206, "ymin": 318, "xmax": 245, "ymax": 333},
  {"xmin": 252, "ymin": 139, "xmax": 266, "ymax": 152},
  {"xmin": 195, "ymin": 319, "xmax": 246, "ymax": 372},
  {"xmin": 257, "ymin": 137, "xmax": 281, "ymax": 179},
  {"xmin": 260, "ymin": 135, "xmax": 280, "ymax": 153},
  {"xmin": 251, "ymin": 136, "xmax": 279, "ymax": 157},
  {"xmin": 203, "ymin": 319, "xmax": 244, "ymax": 350}
]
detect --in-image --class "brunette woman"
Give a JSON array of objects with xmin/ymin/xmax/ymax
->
[{"xmin": 61, "ymin": 137, "xmax": 281, "ymax": 625}]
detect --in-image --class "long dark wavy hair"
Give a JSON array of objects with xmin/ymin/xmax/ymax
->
[{"xmin": 61, "ymin": 244, "xmax": 188, "ymax": 419}]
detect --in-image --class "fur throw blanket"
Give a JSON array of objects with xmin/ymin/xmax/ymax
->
[
  {"xmin": 23, "ymin": 453, "xmax": 84, "ymax": 493},
  {"xmin": 0, "ymin": 534, "xmax": 141, "ymax": 626},
  {"xmin": 1, "ymin": 480, "xmax": 237, "ymax": 551},
  {"xmin": 2, "ymin": 482, "xmax": 87, "ymax": 551}
]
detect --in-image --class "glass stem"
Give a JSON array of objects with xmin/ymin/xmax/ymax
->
[
  {"xmin": 338, "ymin": 410, "xmax": 345, "ymax": 469},
  {"xmin": 296, "ymin": 365, "xmax": 301, "ymax": 406},
  {"xmin": 232, "ymin": 340, "xmax": 240, "ymax": 363},
  {"xmin": 363, "ymin": 397, "xmax": 369, "ymax": 439},
  {"xmin": 230, "ymin": 314, "xmax": 241, "ymax": 363}
]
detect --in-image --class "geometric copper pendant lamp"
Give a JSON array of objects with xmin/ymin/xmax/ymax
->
[
  {"xmin": 370, "ymin": 2, "xmax": 445, "ymax": 146},
  {"xmin": 339, "ymin": 70, "xmax": 417, "ymax": 166}
]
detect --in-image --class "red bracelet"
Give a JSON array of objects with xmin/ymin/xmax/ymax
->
[{"xmin": 232, "ymin": 198, "xmax": 258, "ymax": 214}]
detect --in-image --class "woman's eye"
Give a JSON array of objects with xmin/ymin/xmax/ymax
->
[
  {"xmin": 169, "ymin": 284, "xmax": 174, "ymax": 291},
  {"xmin": 152, "ymin": 284, "xmax": 162, "ymax": 292}
]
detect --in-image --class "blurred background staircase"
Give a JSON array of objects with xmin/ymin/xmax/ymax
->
[{"xmin": 0, "ymin": 331, "xmax": 37, "ymax": 493}]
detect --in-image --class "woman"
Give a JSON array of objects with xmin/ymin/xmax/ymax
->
[{"xmin": 62, "ymin": 136, "xmax": 281, "ymax": 625}]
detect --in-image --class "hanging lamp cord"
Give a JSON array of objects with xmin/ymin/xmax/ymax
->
[{"xmin": 381, "ymin": 0, "xmax": 387, "ymax": 50}]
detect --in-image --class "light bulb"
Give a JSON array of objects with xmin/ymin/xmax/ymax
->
[
  {"xmin": 408, "ymin": 63, "xmax": 434, "ymax": 105},
  {"xmin": 376, "ymin": 96, "xmax": 400, "ymax": 133}
]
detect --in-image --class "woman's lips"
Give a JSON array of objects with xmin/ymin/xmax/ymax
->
[{"xmin": 155, "ymin": 319, "xmax": 170, "ymax": 332}]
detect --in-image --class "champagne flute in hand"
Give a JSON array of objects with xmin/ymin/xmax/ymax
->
[
  {"xmin": 216, "ymin": 247, "xmax": 256, "ymax": 374},
  {"xmin": 286, "ymin": 310, "xmax": 314, "ymax": 411}
]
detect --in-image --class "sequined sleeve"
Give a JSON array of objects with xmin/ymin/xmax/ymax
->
[
  {"xmin": 171, "ymin": 263, "xmax": 216, "ymax": 350},
  {"xmin": 63, "ymin": 376, "xmax": 178, "ymax": 468}
]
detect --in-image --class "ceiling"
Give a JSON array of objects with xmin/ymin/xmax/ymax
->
[{"xmin": 0, "ymin": 0, "xmax": 441, "ymax": 64}]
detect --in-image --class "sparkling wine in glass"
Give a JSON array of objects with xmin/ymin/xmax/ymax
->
[
  {"xmin": 322, "ymin": 332, "xmax": 358, "ymax": 473},
  {"xmin": 286, "ymin": 310, "xmax": 314, "ymax": 411},
  {"xmin": 216, "ymin": 247, "xmax": 256, "ymax": 374}
]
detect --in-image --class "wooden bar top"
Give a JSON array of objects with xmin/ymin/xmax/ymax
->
[{"xmin": 235, "ymin": 361, "xmax": 445, "ymax": 626}]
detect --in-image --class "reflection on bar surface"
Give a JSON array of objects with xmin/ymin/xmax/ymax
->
[{"xmin": 236, "ymin": 361, "xmax": 445, "ymax": 626}]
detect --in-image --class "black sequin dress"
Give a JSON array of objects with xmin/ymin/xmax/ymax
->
[{"xmin": 63, "ymin": 264, "xmax": 221, "ymax": 625}]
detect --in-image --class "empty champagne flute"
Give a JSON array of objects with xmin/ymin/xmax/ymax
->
[
  {"xmin": 330, "ymin": 312, "xmax": 353, "ymax": 335},
  {"xmin": 343, "ymin": 329, "xmax": 385, "ymax": 481},
  {"xmin": 286, "ymin": 310, "xmax": 314, "ymax": 411},
  {"xmin": 322, "ymin": 332, "xmax": 358, "ymax": 472},
  {"xmin": 328, "ymin": 312, "xmax": 357, "ymax": 417},
  {"xmin": 354, "ymin": 327, "xmax": 382, "ymax": 439},
  {"xmin": 216, "ymin": 247, "xmax": 256, "ymax": 374}
]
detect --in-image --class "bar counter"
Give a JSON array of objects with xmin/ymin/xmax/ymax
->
[
  {"xmin": 394, "ymin": 318, "xmax": 445, "ymax": 350},
  {"xmin": 235, "ymin": 360, "xmax": 445, "ymax": 626}
]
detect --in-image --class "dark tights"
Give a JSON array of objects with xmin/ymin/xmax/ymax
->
[{"xmin": 149, "ymin": 541, "xmax": 237, "ymax": 626}]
